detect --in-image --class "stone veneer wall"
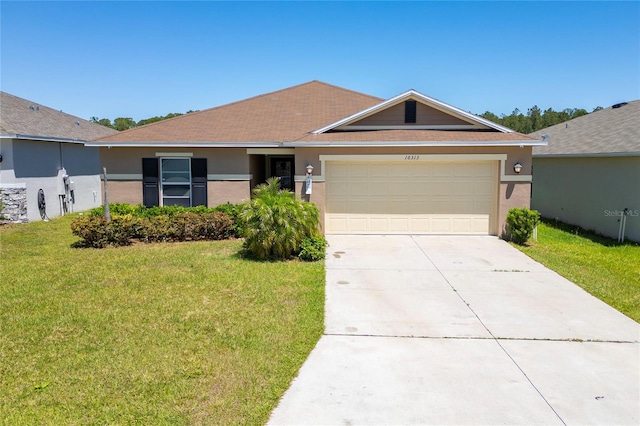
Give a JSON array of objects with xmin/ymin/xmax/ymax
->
[{"xmin": 0, "ymin": 187, "xmax": 28, "ymax": 223}]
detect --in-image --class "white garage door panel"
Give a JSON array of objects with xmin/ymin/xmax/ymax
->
[{"xmin": 325, "ymin": 161, "xmax": 498, "ymax": 235}]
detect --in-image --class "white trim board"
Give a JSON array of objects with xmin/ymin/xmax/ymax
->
[
  {"xmin": 1, "ymin": 134, "xmax": 87, "ymax": 144},
  {"xmin": 534, "ymin": 152, "xmax": 640, "ymax": 158},
  {"xmin": 284, "ymin": 140, "xmax": 544, "ymax": 147},
  {"xmin": 318, "ymin": 154, "xmax": 532, "ymax": 182},
  {"xmin": 0, "ymin": 183, "xmax": 27, "ymax": 189},
  {"xmin": 312, "ymin": 90, "xmax": 514, "ymax": 134},
  {"xmin": 105, "ymin": 174, "xmax": 251, "ymax": 181},
  {"xmin": 207, "ymin": 174, "xmax": 251, "ymax": 181},
  {"xmin": 337, "ymin": 125, "xmax": 482, "ymax": 131},
  {"xmin": 88, "ymin": 142, "xmax": 280, "ymax": 148},
  {"xmin": 155, "ymin": 152, "xmax": 193, "ymax": 157},
  {"xmin": 246, "ymin": 148, "xmax": 295, "ymax": 155}
]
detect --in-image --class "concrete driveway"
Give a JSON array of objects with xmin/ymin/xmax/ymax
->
[{"xmin": 268, "ymin": 235, "xmax": 640, "ymax": 425}]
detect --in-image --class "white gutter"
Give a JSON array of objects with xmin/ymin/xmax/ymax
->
[
  {"xmin": 312, "ymin": 90, "xmax": 514, "ymax": 134},
  {"xmin": 1, "ymin": 133, "xmax": 87, "ymax": 144},
  {"xmin": 85, "ymin": 141, "xmax": 281, "ymax": 148},
  {"xmin": 533, "ymin": 152, "xmax": 640, "ymax": 158},
  {"xmin": 284, "ymin": 140, "xmax": 545, "ymax": 147}
]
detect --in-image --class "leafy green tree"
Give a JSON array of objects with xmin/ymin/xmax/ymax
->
[
  {"xmin": 527, "ymin": 105, "xmax": 542, "ymax": 132},
  {"xmin": 113, "ymin": 117, "xmax": 137, "ymax": 131},
  {"xmin": 480, "ymin": 111, "xmax": 500, "ymax": 123},
  {"xmin": 137, "ymin": 112, "xmax": 183, "ymax": 127},
  {"xmin": 90, "ymin": 117, "xmax": 115, "ymax": 129},
  {"xmin": 571, "ymin": 108, "xmax": 588, "ymax": 119}
]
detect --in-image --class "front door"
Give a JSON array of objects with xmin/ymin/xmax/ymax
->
[{"xmin": 270, "ymin": 157, "xmax": 294, "ymax": 191}]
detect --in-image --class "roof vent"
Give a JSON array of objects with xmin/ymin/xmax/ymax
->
[
  {"xmin": 405, "ymin": 100, "xmax": 417, "ymax": 123},
  {"xmin": 75, "ymin": 121, "xmax": 80, "ymax": 126},
  {"xmin": 612, "ymin": 102, "xmax": 628, "ymax": 109}
]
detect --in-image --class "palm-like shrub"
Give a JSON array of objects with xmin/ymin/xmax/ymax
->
[{"xmin": 241, "ymin": 178, "xmax": 320, "ymax": 260}]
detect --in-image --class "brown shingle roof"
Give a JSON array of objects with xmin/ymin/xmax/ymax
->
[
  {"xmin": 94, "ymin": 81, "xmax": 382, "ymax": 143},
  {"xmin": 92, "ymin": 80, "xmax": 535, "ymax": 145},
  {"xmin": 532, "ymin": 100, "xmax": 640, "ymax": 156},
  {"xmin": 0, "ymin": 91, "xmax": 118, "ymax": 141}
]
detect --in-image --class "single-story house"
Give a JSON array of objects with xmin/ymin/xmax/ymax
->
[
  {"xmin": 531, "ymin": 100, "xmax": 639, "ymax": 242},
  {"xmin": 0, "ymin": 91, "xmax": 118, "ymax": 222},
  {"xmin": 89, "ymin": 81, "xmax": 543, "ymax": 236}
]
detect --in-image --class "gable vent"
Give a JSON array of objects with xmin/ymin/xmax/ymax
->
[{"xmin": 404, "ymin": 100, "xmax": 417, "ymax": 123}]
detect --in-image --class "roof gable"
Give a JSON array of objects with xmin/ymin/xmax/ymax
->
[
  {"xmin": 313, "ymin": 90, "xmax": 514, "ymax": 134},
  {"xmin": 0, "ymin": 91, "xmax": 118, "ymax": 142}
]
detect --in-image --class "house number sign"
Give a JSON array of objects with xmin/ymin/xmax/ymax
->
[{"xmin": 404, "ymin": 155, "xmax": 420, "ymax": 160}]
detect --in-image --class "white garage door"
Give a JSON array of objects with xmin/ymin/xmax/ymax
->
[{"xmin": 325, "ymin": 161, "xmax": 498, "ymax": 235}]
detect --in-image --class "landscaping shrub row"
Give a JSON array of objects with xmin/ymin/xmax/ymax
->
[
  {"xmin": 76, "ymin": 183, "xmax": 328, "ymax": 261},
  {"xmin": 89, "ymin": 202, "xmax": 245, "ymax": 237},
  {"xmin": 71, "ymin": 212, "xmax": 233, "ymax": 248}
]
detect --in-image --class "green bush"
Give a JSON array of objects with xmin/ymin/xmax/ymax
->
[
  {"xmin": 241, "ymin": 178, "xmax": 320, "ymax": 260},
  {"xmin": 213, "ymin": 202, "xmax": 246, "ymax": 238},
  {"xmin": 138, "ymin": 215, "xmax": 174, "ymax": 242},
  {"xmin": 89, "ymin": 202, "xmax": 244, "ymax": 236},
  {"xmin": 89, "ymin": 203, "xmax": 216, "ymax": 218},
  {"xmin": 70, "ymin": 215, "xmax": 137, "ymax": 248},
  {"xmin": 506, "ymin": 207, "xmax": 541, "ymax": 245},
  {"xmin": 71, "ymin": 211, "xmax": 233, "ymax": 247},
  {"xmin": 171, "ymin": 212, "xmax": 234, "ymax": 241},
  {"xmin": 89, "ymin": 203, "xmax": 143, "ymax": 217},
  {"xmin": 202, "ymin": 212, "xmax": 235, "ymax": 240},
  {"xmin": 298, "ymin": 235, "xmax": 328, "ymax": 261}
]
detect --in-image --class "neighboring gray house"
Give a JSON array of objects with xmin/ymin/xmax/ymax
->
[
  {"xmin": 531, "ymin": 100, "xmax": 639, "ymax": 242},
  {"xmin": 0, "ymin": 92, "xmax": 118, "ymax": 222}
]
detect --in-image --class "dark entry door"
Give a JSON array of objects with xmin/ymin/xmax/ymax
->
[{"xmin": 270, "ymin": 157, "xmax": 294, "ymax": 191}]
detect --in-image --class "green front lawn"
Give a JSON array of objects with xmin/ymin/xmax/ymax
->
[
  {"xmin": 514, "ymin": 219, "xmax": 640, "ymax": 322},
  {"xmin": 0, "ymin": 215, "xmax": 325, "ymax": 424}
]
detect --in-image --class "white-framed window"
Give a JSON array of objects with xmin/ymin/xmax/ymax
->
[{"xmin": 160, "ymin": 158, "xmax": 191, "ymax": 207}]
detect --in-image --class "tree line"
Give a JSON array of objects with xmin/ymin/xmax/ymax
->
[
  {"xmin": 90, "ymin": 111, "xmax": 199, "ymax": 131},
  {"xmin": 92, "ymin": 105, "xmax": 602, "ymax": 134},
  {"xmin": 479, "ymin": 105, "xmax": 602, "ymax": 134}
]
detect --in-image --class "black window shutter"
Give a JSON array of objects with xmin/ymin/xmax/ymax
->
[
  {"xmin": 191, "ymin": 158, "xmax": 208, "ymax": 207},
  {"xmin": 405, "ymin": 100, "xmax": 417, "ymax": 123},
  {"xmin": 142, "ymin": 158, "xmax": 160, "ymax": 207}
]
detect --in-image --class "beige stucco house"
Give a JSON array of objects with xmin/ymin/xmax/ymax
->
[
  {"xmin": 89, "ymin": 81, "xmax": 542, "ymax": 236},
  {"xmin": 531, "ymin": 100, "xmax": 639, "ymax": 242},
  {"xmin": 0, "ymin": 92, "xmax": 117, "ymax": 222}
]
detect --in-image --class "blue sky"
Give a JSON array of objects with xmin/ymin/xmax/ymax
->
[{"xmin": 1, "ymin": 1, "xmax": 639, "ymax": 121}]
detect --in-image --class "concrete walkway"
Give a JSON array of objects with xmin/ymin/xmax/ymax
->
[{"xmin": 268, "ymin": 235, "xmax": 640, "ymax": 425}]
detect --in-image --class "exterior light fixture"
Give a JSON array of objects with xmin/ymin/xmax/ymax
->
[
  {"xmin": 305, "ymin": 164, "xmax": 313, "ymax": 196},
  {"xmin": 514, "ymin": 162, "xmax": 523, "ymax": 174}
]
